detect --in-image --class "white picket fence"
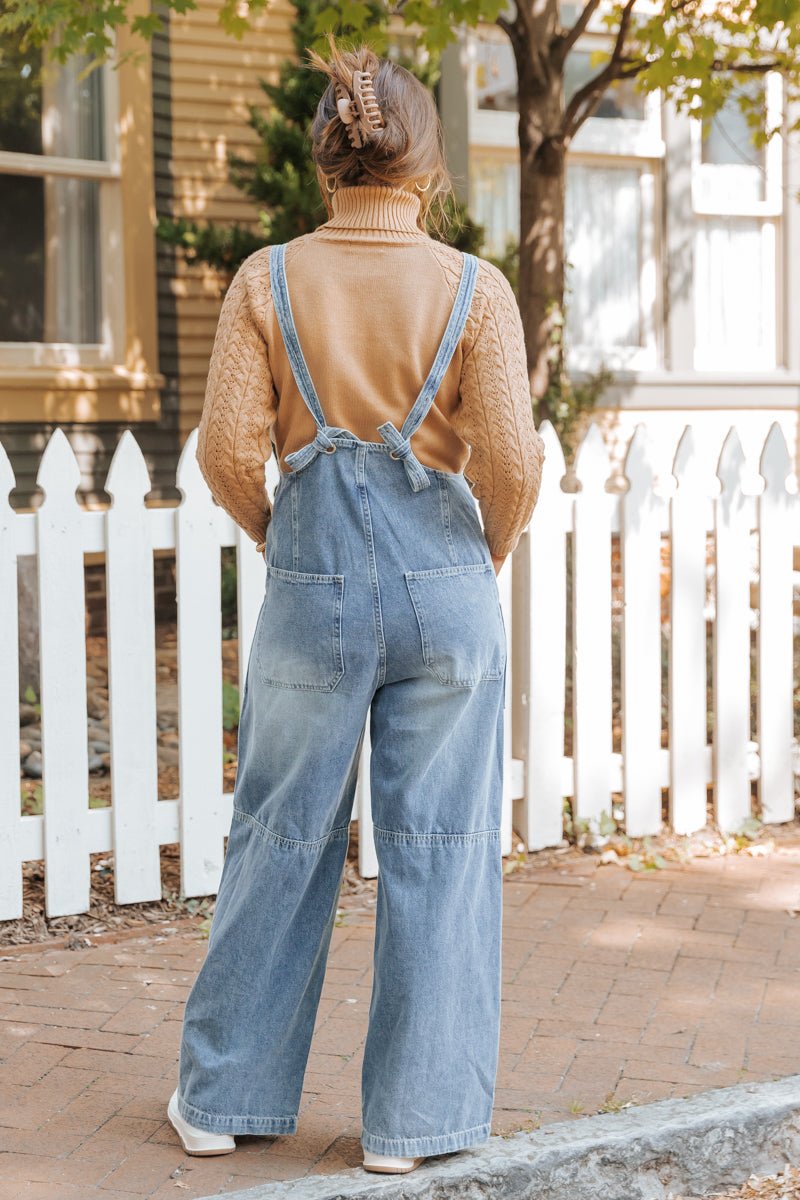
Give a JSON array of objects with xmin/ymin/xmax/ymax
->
[{"xmin": 1, "ymin": 420, "xmax": 797, "ymax": 920}]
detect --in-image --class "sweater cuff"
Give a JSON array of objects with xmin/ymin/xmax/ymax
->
[{"xmin": 486, "ymin": 533, "xmax": 520, "ymax": 559}]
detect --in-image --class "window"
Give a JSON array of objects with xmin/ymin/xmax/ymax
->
[
  {"xmin": 691, "ymin": 74, "xmax": 782, "ymax": 369},
  {"xmin": 0, "ymin": 31, "xmax": 122, "ymax": 366},
  {"xmin": 565, "ymin": 163, "xmax": 649, "ymax": 354},
  {"xmin": 466, "ymin": 24, "xmax": 663, "ymax": 368},
  {"xmin": 474, "ymin": 34, "xmax": 516, "ymax": 112},
  {"xmin": 564, "ymin": 49, "xmax": 647, "ymax": 121},
  {"xmin": 470, "ymin": 153, "xmax": 519, "ymax": 255}
]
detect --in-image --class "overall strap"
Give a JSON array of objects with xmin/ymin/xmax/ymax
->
[
  {"xmin": 269, "ymin": 243, "xmax": 352, "ymax": 470},
  {"xmin": 269, "ymin": 243, "xmax": 327, "ymax": 429},
  {"xmin": 377, "ymin": 252, "xmax": 480, "ymax": 493}
]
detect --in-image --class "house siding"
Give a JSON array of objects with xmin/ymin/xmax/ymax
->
[{"xmin": 1, "ymin": 1, "xmax": 294, "ymax": 509}]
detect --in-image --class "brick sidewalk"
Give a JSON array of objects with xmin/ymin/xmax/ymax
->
[{"xmin": 1, "ymin": 844, "xmax": 799, "ymax": 1199}]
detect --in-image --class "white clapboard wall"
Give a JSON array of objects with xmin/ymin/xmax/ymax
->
[{"xmin": 0, "ymin": 420, "xmax": 797, "ymax": 920}]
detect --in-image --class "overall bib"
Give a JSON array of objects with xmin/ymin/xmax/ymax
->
[{"xmin": 177, "ymin": 244, "xmax": 508, "ymax": 1158}]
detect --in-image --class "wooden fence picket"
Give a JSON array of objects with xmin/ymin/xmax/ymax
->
[
  {"xmin": 571, "ymin": 422, "xmax": 615, "ymax": 828},
  {"xmin": 356, "ymin": 716, "xmax": 377, "ymax": 879},
  {"xmin": 757, "ymin": 423, "xmax": 795, "ymax": 825},
  {"xmin": 714, "ymin": 429, "xmax": 755, "ymax": 833},
  {"xmin": 669, "ymin": 428, "xmax": 713, "ymax": 835},
  {"xmin": 0, "ymin": 420, "xmax": 796, "ymax": 922},
  {"xmin": 0, "ymin": 442, "xmax": 21, "ymax": 918},
  {"xmin": 497, "ymin": 559, "xmax": 515, "ymax": 857},
  {"xmin": 105, "ymin": 432, "xmax": 161, "ymax": 904},
  {"xmin": 621, "ymin": 424, "xmax": 666, "ymax": 837},
  {"xmin": 36, "ymin": 429, "xmax": 91, "ymax": 917},
  {"xmin": 512, "ymin": 420, "xmax": 568, "ymax": 850},
  {"xmin": 176, "ymin": 430, "xmax": 227, "ymax": 898}
]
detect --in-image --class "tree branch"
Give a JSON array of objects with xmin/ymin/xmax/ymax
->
[
  {"xmin": 560, "ymin": 0, "xmax": 637, "ymax": 142},
  {"xmin": 554, "ymin": 0, "xmax": 602, "ymax": 62},
  {"xmin": 710, "ymin": 58, "xmax": 781, "ymax": 73}
]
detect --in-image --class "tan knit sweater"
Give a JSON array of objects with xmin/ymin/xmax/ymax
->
[{"xmin": 196, "ymin": 184, "xmax": 545, "ymax": 558}]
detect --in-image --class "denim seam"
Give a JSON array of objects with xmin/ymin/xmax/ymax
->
[
  {"xmin": 290, "ymin": 472, "xmax": 299, "ymax": 571},
  {"xmin": 357, "ymin": 447, "xmax": 387, "ymax": 689},
  {"xmin": 437, "ymin": 473, "xmax": 457, "ymax": 564},
  {"xmin": 232, "ymin": 807, "xmax": 350, "ymax": 850},
  {"xmin": 371, "ymin": 823, "xmax": 501, "ymax": 845}
]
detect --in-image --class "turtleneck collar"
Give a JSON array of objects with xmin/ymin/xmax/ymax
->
[{"xmin": 315, "ymin": 183, "xmax": 426, "ymax": 241}]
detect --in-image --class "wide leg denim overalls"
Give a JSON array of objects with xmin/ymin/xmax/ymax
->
[{"xmin": 176, "ymin": 243, "xmax": 508, "ymax": 1158}]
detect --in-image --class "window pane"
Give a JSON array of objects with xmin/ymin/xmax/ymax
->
[
  {"xmin": 474, "ymin": 33, "xmax": 648, "ymax": 120},
  {"xmin": 699, "ymin": 81, "xmax": 766, "ymax": 203},
  {"xmin": 565, "ymin": 163, "xmax": 643, "ymax": 347},
  {"xmin": 701, "ymin": 82, "xmax": 765, "ymax": 168},
  {"xmin": 0, "ymin": 29, "xmax": 105, "ymax": 159},
  {"xmin": 470, "ymin": 155, "xmax": 520, "ymax": 256},
  {"xmin": 564, "ymin": 49, "xmax": 647, "ymax": 120},
  {"xmin": 694, "ymin": 217, "xmax": 775, "ymax": 369},
  {"xmin": 475, "ymin": 34, "xmax": 517, "ymax": 111},
  {"xmin": 0, "ymin": 174, "xmax": 101, "ymax": 343},
  {"xmin": 0, "ymin": 35, "xmax": 42, "ymax": 153}
]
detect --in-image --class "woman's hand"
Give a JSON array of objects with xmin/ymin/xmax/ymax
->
[{"xmin": 491, "ymin": 553, "xmax": 507, "ymax": 576}]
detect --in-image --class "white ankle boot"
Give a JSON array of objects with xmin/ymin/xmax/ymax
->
[
  {"xmin": 167, "ymin": 1089, "xmax": 236, "ymax": 1156},
  {"xmin": 362, "ymin": 1147, "xmax": 426, "ymax": 1173}
]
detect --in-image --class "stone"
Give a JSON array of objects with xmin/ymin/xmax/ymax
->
[
  {"xmin": 22, "ymin": 750, "xmax": 43, "ymax": 778},
  {"xmin": 19, "ymin": 703, "xmax": 39, "ymax": 726},
  {"xmin": 158, "ymin": 746, "xmax": 180, "ymax": 768},
  {"xmin": 87, "ymin": 692, "xmax": 109, "ymax": 720}
]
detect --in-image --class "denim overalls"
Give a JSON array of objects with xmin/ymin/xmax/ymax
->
[{"xmin": 176, "ymin": 242, "xmax": 508, "ymax": 1158}]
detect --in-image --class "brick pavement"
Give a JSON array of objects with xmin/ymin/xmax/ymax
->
[{"xmin": 1, "ymin": 843, "xmax": 799, "ymax": 1199}]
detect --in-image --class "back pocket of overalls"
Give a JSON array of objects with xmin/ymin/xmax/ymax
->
[
  {"xmin": 404, "ymin": 562, "xmax": 506, "ymax": 688},
  {"xmin": 256, "ymin": 564, "xmax": 345, "ymax": 692}
]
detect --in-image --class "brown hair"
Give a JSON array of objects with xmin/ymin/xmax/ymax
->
[{"xmin": 305, "ymin": 34, "xmax": 454, "ymax": 236}]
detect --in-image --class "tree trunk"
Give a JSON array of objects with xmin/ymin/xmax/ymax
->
[
  {"xmin": 517, "ymin": 73, "xmax": 567, "ymax": 416},
  {"xmin": 17, "ymin": 556, "xmax": 40, "ymax": 702}
]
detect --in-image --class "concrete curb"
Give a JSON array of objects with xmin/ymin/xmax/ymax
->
[{"xmin": 197, "ymin": 1073, "xmax": 800, "ymax": 1200}]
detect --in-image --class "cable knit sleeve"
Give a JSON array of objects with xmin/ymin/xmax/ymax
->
[
  {"xmin": 196, "ymin": 248, "xmax": 277, "ymax": 555},
  {"xmin": 452, "ymin": 258, "xmax": 546, "ymax": 559}
]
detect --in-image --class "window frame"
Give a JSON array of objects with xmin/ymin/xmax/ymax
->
[{"xmin": 0, "ymin": 46, "xmax": 125, "ymax": 369}]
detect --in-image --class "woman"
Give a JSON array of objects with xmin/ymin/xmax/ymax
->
[{"xmin": 168, "ymin": 37, "xmax": 545, "ymax": 1176}]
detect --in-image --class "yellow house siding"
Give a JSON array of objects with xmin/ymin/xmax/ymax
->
[{"xmin": 166, "ymin": 0, "xmax": 296, "ymax": 441}]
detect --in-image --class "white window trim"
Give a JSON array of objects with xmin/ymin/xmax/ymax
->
[{"xmin": 0, "ymin": 46, "xmax": 125, "ymax": 369}]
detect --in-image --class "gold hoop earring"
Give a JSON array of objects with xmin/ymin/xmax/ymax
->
[
  {"xmin": 325, "ymin": 175, "xmax": 337, "ymax": 196},
  {"xmin": 414, "ymin": 175, "xmax": 432, "ymax": 193}
]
